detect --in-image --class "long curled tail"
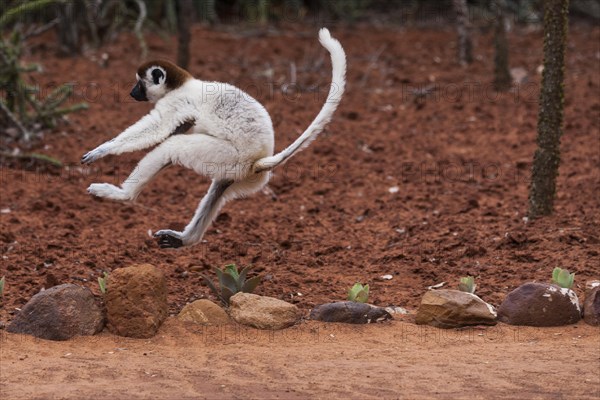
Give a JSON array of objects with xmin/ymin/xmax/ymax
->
[{"xmin": 253, "ymin": 28, "xmax": 346, "ymax": 173}]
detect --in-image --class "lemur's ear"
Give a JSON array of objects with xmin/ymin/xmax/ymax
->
[{"xmin": 152, "ymin": 68, "xmax": 165, "ymax": 85}]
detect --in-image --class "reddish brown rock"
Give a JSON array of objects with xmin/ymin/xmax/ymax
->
[
  {"xmin": 415, "ymin": 289, "xmax": 497, "ymax": 329},
  {"xmin": 583, "ymin": 282, "xmax": 600, "ymax": 326},
  {"xmin": 310, "ymin": 302, "xmax": 392, "ymax": 324},
  {"xmin": 105, "ymin": 264, "xmax": 168, "ymax": 338},
  {"xmin": 498, "ymin": 283, "xmax": 581, "ymax": 327},
  {"xmin": 7, "ymin": 284, "xmax": 104, "ymax": 341}
]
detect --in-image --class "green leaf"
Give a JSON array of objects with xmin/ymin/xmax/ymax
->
[
  {"xmin": 552, "ymin": 267, "xmax": 575, "ymax": 289},
  {"xmin": 354, "ymin": 285, "xmax": 369, "ymax": 303},
  {"xmin": 238, "ymin": 265, "xmax": 253, "ymax": 289},
  {"xmin": 558, "ymin": 269, "xmax": 569, "ymax": 284},
  {"xmin": 224, "ymin": 264, "xmax": 239, "ymax": 281},
  {"xmin": 0, "ymin": 0, "xmax": 64, "ymax": 29},
  {"xmin": 202, "ymin": 274, "xmax": 220, "ymax": 297},
  {"xmin": 97, "ymin": 272, "xmax": 108, "ymax": 294},
  {"xmin": 458, "ymin": 276, "xmax": 476, "ymax": 294},
  {"xmin": 207, "ymin": 264, "xmax": 262, "ymax": 305},
  {"xmin": 215, "ymin": 267, "xmax": 236, "ymax": 292},
  {"xmin": 348, "ymin": 283, "xmax": 368, "ymax": 302},
  {"xmin": 220, "ymin": 271, "xmax": 238, "ymax": 294},
  {"xmin": 221, "ymin": 286, "xmax": 235, "ymax": 306},
  {"xmin": 568, "ymin": 273, "xmax": 575, "ymax": 288},
  {"xmin": 242, "ymin": 275, "xmax": 261, "ymax": 294},
  {"xmin": 552, "ymin": 267, "xmax": 561, "ymax": 283}
]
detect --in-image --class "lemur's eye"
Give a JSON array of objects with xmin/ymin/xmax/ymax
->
[{"xmin": 151, "ymin": 68, "xmax": 165, "ymax": 85}]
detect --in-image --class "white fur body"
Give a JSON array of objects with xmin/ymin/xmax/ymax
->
[{"xmin": 83, "ymin": 28, "xmax": 346, "ymax": 248}]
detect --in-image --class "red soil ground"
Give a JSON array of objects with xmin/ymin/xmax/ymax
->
[{"xmin": 0, "ymin": 23, "xmax": 599, "ymax": 398}]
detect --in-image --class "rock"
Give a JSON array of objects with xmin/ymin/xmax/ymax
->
[
  {"xmin": 415, "ymin": 289, "xmax": 497, "ymax": 329},
  {"xmin": 583, "ymin": 281, "xmax": 600, "ymax": 326},
  {"xmin": 497, "ymin": 283, "xmax": 581, "ymax": 327},
  {"xmin": 510, "ymin": 67, "xmax": 529, "ymax": 84},
  {"xmin": 310, "ymin": 302, "xmax": 392, "ymax": 324},
  {"xmin": 7, "ymin": 284, "xmax": 104, "ymax": 341},
  {"xmin": 585, "ymin": 280, "xmax": 600, "ymax": 290},
  {"xmin": 105, "ymin": 264, "xmax": 168, "ymax": 338},
  {"xmin": 229, "ymin": 293, "xmax": 301, "ymax": 330},
  {"xmin": 178, "ymin": 299, "xmax": 231, "ymax": 326},
  {"xmin": 385, "ymin": 306, "xmax": 410, "ymax": 316}
]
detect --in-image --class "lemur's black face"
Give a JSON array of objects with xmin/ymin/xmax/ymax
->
[
  {"xmin": 131, "ymin": 66, "xmax": 169, "ymax": 103},
  {"xmin": 130, "ymin": 78, "xmax": 148, "ymax": 102}
]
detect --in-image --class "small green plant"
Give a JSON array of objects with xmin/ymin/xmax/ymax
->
[
  {"xmin": 458, "ymin": 276, "xmax": 476, "ymax": 294},
  {"xmin": 0, "ymin": 276, "xmax": 5, "ymax": 298},
  {"xmin": 552, "ymin": 267, "xmax": 575, "ymax": 289},
  {"xmin": 1, "ymin": 1, "xmax": 88, "ymax": 150},
  {"xmin": 203, "ymin": 264, "xmax": 261, "ymax": 306},
  {"xmin": 347, "ymin": 282, "xmax": 369, "ymax": 303},
  {"xmin": 97, "ymin": 272, "xmax": 109, "ymax": 294}
]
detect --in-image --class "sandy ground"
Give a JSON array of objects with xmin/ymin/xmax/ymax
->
[{"xmin": 1, "ymin": 319, "xmax": 599, "ymax": 399}]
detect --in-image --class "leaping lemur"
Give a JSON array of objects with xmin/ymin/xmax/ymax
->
[{"xmin": 82, "ymin": 28, "xmax": 346, "ymax": 249}]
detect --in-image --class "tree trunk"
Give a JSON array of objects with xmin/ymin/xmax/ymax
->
[
  {"xmin": 528, "ymin": 0, "xmax": 570, "ymax": 218},
  {"xmin": 177, "ymin": 0, "xmax": 193, "ymax": 69},
  {"xmin": 493, "ymin": 0, "xmax": 511, "ymax": 91},
  {"xmin": 55, "ymin": 2, "xmax": 79, "ymax": 55},
  {"xmin": 196, "ymin": 0, "xmax": 218, "ymax": 24},
  {"xmin": 453, "ymin": 0, "xmax": 473, "ymax": 66}
]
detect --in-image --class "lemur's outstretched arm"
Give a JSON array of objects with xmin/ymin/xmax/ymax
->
[{"xmin": 81, "ymin": 98, "xmax": 196, "ymax": 165}]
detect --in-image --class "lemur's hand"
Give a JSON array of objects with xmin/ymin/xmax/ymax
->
[
  {"xmin": 154, "ymin": 230, "xmax": 184, "ymax": 249},
  {"xmin": 81, "ymin": 141, "xmax": 113, "ymax": 164}
]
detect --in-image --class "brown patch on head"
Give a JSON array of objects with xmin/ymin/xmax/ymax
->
[{"xmin": 137, "ymin": 60, "xmax": 192, "ymax": 90}]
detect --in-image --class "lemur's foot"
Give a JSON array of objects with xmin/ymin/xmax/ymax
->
[
  {"xmin": 154, "ymin": 230, "xmax": 184, "ymax": 249},
  {"xmin": 88, "ymin": 183, "xmax": 130, "ymax": 201}
]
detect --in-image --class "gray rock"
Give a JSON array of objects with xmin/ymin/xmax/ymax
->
[
  {"xmin": 583, "ymin": 281, "xmax": 600, "ymax": 326},
  {"xmin": 415, "ymin": 289, "xmax": 497, "ymax": 329},
  {"xmin": 178, "ymin": 299, "xmax": 231, "ymax": 326},
  {"xmin": 497, "ymin": 283, "xmax": 581, "ymax": 327},
  {"xmin": 229, "ymin": 293, "xmax": 301, "ymax": 330},
  {"xmin": 310, "ymin": 302, "xmax": 392, "ymax": 324},
  {"xmin": 105, "ymin": 264, "xmax": 168, "ymax": 338},
  {"xmin": 7, "ymin": 284, "xmax": 104, "ymax": 341}
]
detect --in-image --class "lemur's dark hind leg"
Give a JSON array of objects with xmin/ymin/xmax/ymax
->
[{"xmin": 155, "ymin": 179, "xmax": 233, "ymax": 248}]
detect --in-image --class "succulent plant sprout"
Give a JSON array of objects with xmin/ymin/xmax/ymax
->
[
  {"xmin": 204, "ymin": 264, "xmax": 261, "ymax": 306},
  {"xmin": 458, "ymin": 276, "xmax": 476, "ymax": 294},
  {"xmin": 347, "ymin": 283, "xmax": 369, "ymax": 303},
  {"xmin": 552, "ymin": 267, "xmax": 575, "ymax": 289},
  {"xmin": 98, "ymin": 272, "xmax": 109, "ymax": 294}
]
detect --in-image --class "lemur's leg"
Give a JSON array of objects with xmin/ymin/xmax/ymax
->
[
  {"xmin": 155, "ymin": 169, "xmax": 271, "ymax": 249},
  {"xmin": 155, "ymin": 179, "xmax": 232, "ymax": 248},
  {"xmin": 87, "ymin": 141, "xmax": 173, "ymax": 201},
  {"xmin": 88, "ymin": 133, "xmax": 241, "ymax": 202}
]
